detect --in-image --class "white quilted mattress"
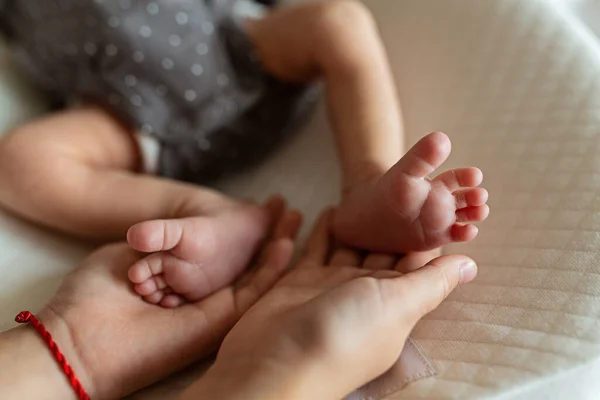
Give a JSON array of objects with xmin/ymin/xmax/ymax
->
[{"xmin": 2, "ymin": 1, "xmax": 600, "ymax": 399}]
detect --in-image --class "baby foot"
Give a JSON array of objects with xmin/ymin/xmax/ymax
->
[
  {"xmin": 127, "ymin": 198, "xmax": 284, "ymax": 307},
  {"xmin": 333, "ymin": 132, "xmax": 489, "ymax": 253}
]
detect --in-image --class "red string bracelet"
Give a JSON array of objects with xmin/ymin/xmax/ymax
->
[{"xmin": 15, "ymin": 311, "xmax": 90, "ymax": 400}]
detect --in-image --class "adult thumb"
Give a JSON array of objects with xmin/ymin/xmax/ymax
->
[{"xmin": 381, "ymin": 255, "xmax": 477, "ymax": 327}]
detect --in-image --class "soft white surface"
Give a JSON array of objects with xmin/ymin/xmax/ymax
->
[
  {"xmin": 556, "ymin": 0, "xmax": 600, "ymax": 41},
  {"xmin": 2, "ymin": 1, "xmax": 600, "ymax": 399}
]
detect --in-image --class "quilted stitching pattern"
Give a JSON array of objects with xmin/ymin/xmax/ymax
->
[{"xmin": 365, "ymin": 0, "xmax": 600, "ymax": 398}]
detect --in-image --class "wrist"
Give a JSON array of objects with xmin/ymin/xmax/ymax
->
[
  {"xmin": 0, "ymin": 325, "xmax": 77, "ymax": 400},
  {"xmin": 36, "ymin": 307, "xmax": 96, "ymax": 399}
]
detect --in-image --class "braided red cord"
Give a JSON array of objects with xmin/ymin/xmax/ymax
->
[{"xmin": 15, "ymin": 311, "xmax": 90, "ymax": 400}]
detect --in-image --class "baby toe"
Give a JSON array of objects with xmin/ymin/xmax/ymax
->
[
  {"xmin": 456, "ymin": 204, "xmax": 490, "ymax": 223},
  {"xmin": 128, "ymin": 263, "xmax": 149, "ymax": 284},
  {"xmin": 143, "ymin": 290, "xmax": 167, "ymax": 305},
  {"xmin": 450, "ymin": 224, "xmax": 479, "ymax": 242},
  {"xmin": 434, "ymin": 167, "xmax": 483, "ymax": 191},
  {"xmin": 160, "ymin": 294, "xmax": 186, "ymax": 308},
  {"xmin": 455, "ymin": 188, "xmax": 488, "ymax": 209},
  {"xmin": 128, "ymin": 254, "xmax": 165, "ymax": 284},
  {"xmin": 134, "ymin": 278, "xmax": 160, "ymax": 296},
  {"xmin": 127, "ymin": 221, "xmax": 163, "ymax": 252},
  {"xmin": 462, "ymin": 167, "xmax": 483, "ymax": 187},
  {"xmin": 397, "ymin": 132, "xmax": 452, "ymax": 179},
  {"xmin": 153, "ymin": 275, "xmax": 167, "ymax": 289}
]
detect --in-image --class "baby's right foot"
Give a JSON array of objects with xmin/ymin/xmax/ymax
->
[
  {"xmin": 334, "ymin": 132, "xmax": 489, "ymax": 253},
  {"xmin": 127, "ymin": 198, "xmax": 285, "ymax": 308}
]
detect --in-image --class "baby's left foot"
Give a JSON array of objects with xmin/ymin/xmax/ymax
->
[
  {"xmin": 127, "ymin": 198, "xmax": 284, "ymax": 307},
  {"xmin": 333, "ymin": 132, "xmax": 489, "ymax": 253}
]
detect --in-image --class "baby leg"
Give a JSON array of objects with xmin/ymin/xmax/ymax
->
[
  {"xmin": 0, "ymin": 106, "xmax": 273, "ymax": 302},
  {"xmin": 247, "ymin": 0, "xmax": 488, "ymax": 252},
  {"xmin": 247, "ymin": 0, "xmax": 404, "ymax": 190}
]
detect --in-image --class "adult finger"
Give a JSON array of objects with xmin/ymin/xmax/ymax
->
[
  {"xmin": 273, "ymin": 209, "xmax": 303, "ymax": 240},
  {"xmin": 362, "ymin": 254, "xmax": 396, "ymax": 270},
  {"xmin": 236, "ymin": 209, "xmax": 301, "ymax": 288},
  {"xmin": 380, "ymin": 255, "xmax": 477, "ymax": 326},
  {"xmin": 235, "ymin": 238, "xmax": 295, "ymax": 311},
  {"xmin": 394, "ymin": 249, "xmax": 442, "ymax": 273},
  {"xmin": 329, "ymin": 247, "xmax": 363, "ymax": 267},
  {"xmin": 263, "ymin": 195, "xmax": 286, "ymax": 234},
  {"xmin": 299, "ymin": 208, "xmax": 334, "ymax": 267},
  {"xmin": 83, "ymin": 242, "xmax": 140, "ymax": 277}
]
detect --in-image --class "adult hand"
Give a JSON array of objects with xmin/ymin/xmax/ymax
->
[
  {"xmin": 183, "ymin": 209, "xmax": 477, "ymax": 400},
  {"xmin": 0, "ymin": 198, "xmax": 301, "ymax": 400}
]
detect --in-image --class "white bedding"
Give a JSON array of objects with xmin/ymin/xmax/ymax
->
[{"xmin": 2, "ymin": 1, "xmax": 600, "ymax": 399}]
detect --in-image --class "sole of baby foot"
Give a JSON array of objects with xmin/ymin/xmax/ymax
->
[
  {"xmin": 333, "ymin": 132, "xmax": 489, "ymax": 253},
  {"xmin": 127, "ymin": 198, "xmax": 283, "ymax": 307}
]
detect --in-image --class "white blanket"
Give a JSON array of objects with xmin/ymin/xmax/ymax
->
[{"xmin": 2, "ymin": 1, "xmax": 600, "ymax": 399}]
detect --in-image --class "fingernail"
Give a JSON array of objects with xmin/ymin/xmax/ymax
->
[{"xmin": 459, "ymin": 260, "xmax": 477, "ymax": 284}]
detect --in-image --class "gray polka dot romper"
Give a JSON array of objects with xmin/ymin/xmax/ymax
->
[{"xmin": 0, "ymin": 0, "xmax": 318, "ymax": 182}]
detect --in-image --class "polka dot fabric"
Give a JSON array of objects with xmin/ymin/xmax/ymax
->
[{"xmin": 0, "ymin": 0, "xmax": 318, "ymax": 182}]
